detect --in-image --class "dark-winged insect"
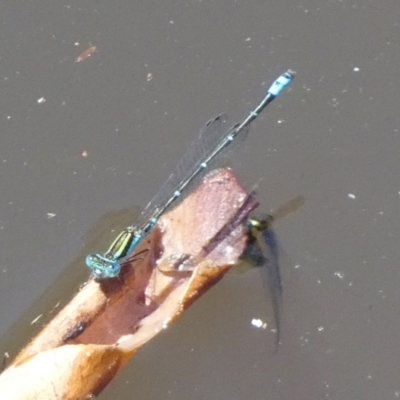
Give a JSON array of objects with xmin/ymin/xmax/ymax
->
[{"xmin": 246, "ymin": 196, "xmax": 304, "ymax": 347}]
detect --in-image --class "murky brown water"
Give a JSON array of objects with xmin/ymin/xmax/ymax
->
[{"xmin": 1, "ymin": 1, "xmax": 399, "ymax": 399}]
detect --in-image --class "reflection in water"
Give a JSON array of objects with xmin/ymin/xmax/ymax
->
[{"xmin": 0, "ymin": 207, "xmax": 139, "ymax": 364}]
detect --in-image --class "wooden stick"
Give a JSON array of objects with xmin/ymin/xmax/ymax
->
[{"xmin": 0, "ymin": 169, "xmax": 258, "ymax": 400}]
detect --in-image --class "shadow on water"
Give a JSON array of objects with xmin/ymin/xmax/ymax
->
[
  {"xmin": 0, "ymin": 196, "xmax": 303, "ymax": 367},
  {"xmin": 0, "ymin": 206, "xmax": 139, "ymax": 367}
]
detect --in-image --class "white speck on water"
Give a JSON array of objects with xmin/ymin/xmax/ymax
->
[
  {"xmin": 334, "ymin": 271, "xmax": 344, "ymax": 280},
  {"xmin": 251, "ymin": 318, "xmax": 267, "ymax": 329},
  {"xmin": 348, "ymin": 193, "xmax": 356, "ymax": 199},
  {"xmin": 318, "ymin": 326, "xmax": 324, "ymax": 332},
  {"xmin": 47, "ymin": 213, "xmax": 56, "ymax": 219},
  {"xmin": 330, "ymin": 97, "xmax": 339, "ymax": 107},
  {"xmin": 299, "ymin": 335, "xmax": 310, "ymax": 346},
  {"xmin": 353, "ymin": 67, "xmax": 360, "ymax": 72},
  {"xmin": 31, "ymin": 314, "xmax": 43, "ymax": 324},
  {"xmin": 37, "ymin": 97, "xmax": 46, "ymax": 104}
]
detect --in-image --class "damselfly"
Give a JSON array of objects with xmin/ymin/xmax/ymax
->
[{"xmin": 86, "ymin": 70, "xmax": 295, "ymax": 279}]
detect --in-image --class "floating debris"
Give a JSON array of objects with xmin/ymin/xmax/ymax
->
[
  {"xmin": 75, "ymin": 46, "xmax": 97, "ymax": 63},
  {"xmin": 251, "ymin": 318, "xmax": 267, "ymax": 329},
  {"xmin": 30, "ymin": 314, "xmax": 43, "ymax": 325}
]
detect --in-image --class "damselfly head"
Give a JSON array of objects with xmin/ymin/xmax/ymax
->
[{"xmin": 86, "ymin": 253, "xmax": 121, "ymax": 279}]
